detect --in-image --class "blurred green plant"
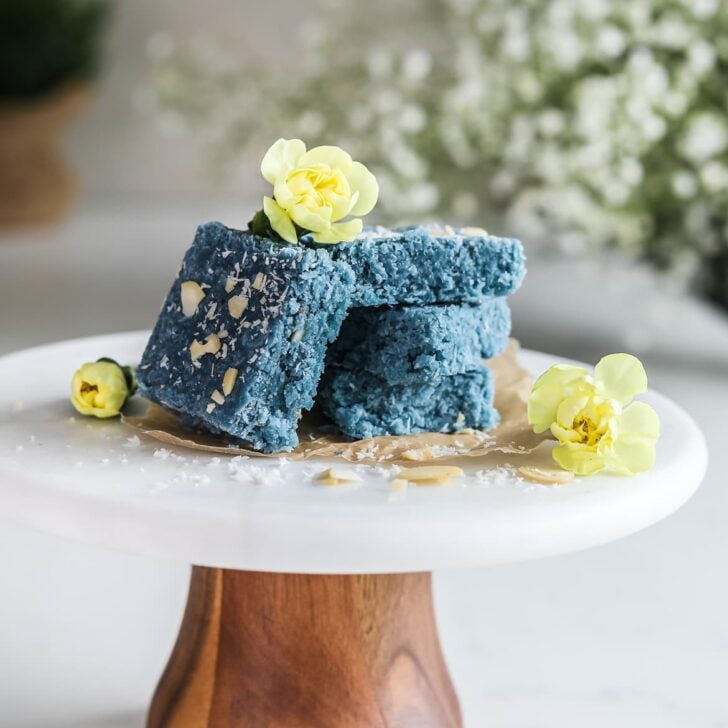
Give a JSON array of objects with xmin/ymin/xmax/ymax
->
[
  {"xmin": 149, "ymin": 0, "xmax": 728, "ymax": 308},
  {"xmin": 0, "ymin": 0, "xmax": 109, "ymax": 99}
]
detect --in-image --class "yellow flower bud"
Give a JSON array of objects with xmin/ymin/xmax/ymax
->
[
  {"xmin": 70, "ymin": 359, "xmax": 134, "ymax": 418},
  {"xmin": 258, "ymin": 138, "xmax": 379, "ymax": 244}
]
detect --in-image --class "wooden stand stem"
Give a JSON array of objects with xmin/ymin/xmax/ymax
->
[{"xmin": 147, "ymin": 567, "xmax": 462, "ymax": 727}]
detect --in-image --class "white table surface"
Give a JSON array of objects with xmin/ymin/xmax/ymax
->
[{"xmin": 1, "ymin": 203, "xmax": 727, "ymax": 727}]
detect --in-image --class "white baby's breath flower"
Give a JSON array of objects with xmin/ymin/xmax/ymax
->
[
  {"xmin": 682, "ymin": 0, "xmax": 719, "ymax": 20},
  {"xmin": 572, "ymin": 140, "xmax": 611, "ymax": 170},
  {"xmin": 662, "ymin": 90, "xmax": 689, "ymax": 117},
  {"xmin": 490, "ymin": 169, "xmax": 516, "ymax": 197},
  {"xmin": 401, "ymin": 50, "xmax": 433, "ymax": 83},
  {"xmin": 347, "ymin": 105, "xmax": 374, "ymax": 133},
  {"xmin": 672, "ymin": 171, "xmax": 698, "ymax": 199},
  {"xmin": 597, "ymin": 25, "xmax": 627, "ymax": 58},
  {"xmin": 295, "ymin": 110, "xmax": 325, "ymax": 138},
  {"xmin": 627, "ymin": 47, "xmax": 656, "ymax": 76},
  {"xmin": 373, "ymin": 88, "xmax": 403, "ymax": 114},
  {"xmin": 651, "ymin": 13, "xmax": 694, "ymax": 48},
  {"xmin": 619, "ymin": 158, "xmax": 644, "ymax": 186},
  {"xmin": 538, "ymin": 109, "xmax": 566, "ymax": 137},
  {"xmin": 641, "ymin": 64, "xmax": 669, "ymax": 100},
  {"xmin": 534, "ymin": 144, "xmax": 566, "ymax": 184},
  {"xmin": 439, "ymin": 118, "xmax": 477, "ymax": 168},
  {"xmin": 700, "ymin": 162, "xmax": 728, "ymax": 193},
  {"xmin": 501, "ymin": 11, "xmax": 530, "ymax": 61},
  {"xmin": 389, "ymin": 143, "xmax": 427, "ymax": 179},
  {"xmin": 514, "ymin": 70, "xmax": 542, "ymax": 103},
  {"xmin": 605, "ymin": 181, "xmax": 632, "ymax": 206},
  {"xmin": 687, "ymin": 40, "xmax": 717, "ymax": 76},
  {"xmin": 680, "ymin": 113, "xmax": 728, "ymax": 163},
  {"xmin": 406, "ymin": 181, "xmax": 440, "ymax": 213},
  {"xmin": 544, "ymin": 30, "xmax": 584, "ymax": 69},
  {"xmin": 579, "ymin": 0, "xmax": 611, "ymax": 22},
  {"xmin": 399, "ymin": 104, "xmax": 426, "ymax": 134},
  {"xmin": 642, "ymin": 114, "xmax": 668, "ymax": 143}
]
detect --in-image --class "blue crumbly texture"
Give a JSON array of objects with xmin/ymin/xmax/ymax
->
[
  {"xmin": 327, "ymin": 299, "xmax": 511, "ymax": 386},
  {"xmin": 138, "ymin": 221, "xmax": 354, "ymax": 453},
  {"xmin": 318, "ymin": 366, "xmax": 499, "ymax": 440},
  {"xmin": 307, "ymin": 225, "xmax": 525, "ymax": 307}
]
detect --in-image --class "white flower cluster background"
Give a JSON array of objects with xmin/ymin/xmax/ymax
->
[{"xmin": 150, "ymin": 0, "xmax": 728, "ymax": 305}]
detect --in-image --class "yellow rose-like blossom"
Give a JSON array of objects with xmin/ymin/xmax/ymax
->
[
  {"xmin": 260, "ymin": 138, "xmax": 379, "ymax": 244},
  {"xmin": 528, "ymin": 353, "xmax": 660, "ymax": 476},
  {"xmin": 71, "ymin": 359, "xmax": 135, "ymax": 419}
]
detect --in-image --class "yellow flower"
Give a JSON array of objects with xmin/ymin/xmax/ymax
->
[
  {"xmin": 260, "ymin": 138, "xmax": 378, "ymax": 244},
  {"xmin": 528, "ymin": 353, "xmax": 660, "ymax": 476},
  {"xmin": 71, "ymin": 359, "xmax": 135, "ymax": 418}
]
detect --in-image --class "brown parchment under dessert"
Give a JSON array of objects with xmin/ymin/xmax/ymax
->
[{"xmin": 122, "ymin": 340, "xmax": 546, "ymax": 463}]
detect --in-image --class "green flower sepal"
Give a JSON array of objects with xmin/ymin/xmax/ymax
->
[{"xmin": 248, "ymin": 209, "xmax": 307, "ymax": 245}]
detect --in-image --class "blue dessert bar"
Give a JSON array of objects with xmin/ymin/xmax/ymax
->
[
  {"xmin": 318, "ymin": 365, "xmax": 498, "ymax": 440},
  {"xmin": 313, "ymin": 225, "xmax": 525, "ymax": 307},
  {"xmin": 138, "ymin": 222, "xmax": 354, "ymax": 452},
  {"xmin": 327, "ymin": 298, "xmax": 511, "ymax": 386}
]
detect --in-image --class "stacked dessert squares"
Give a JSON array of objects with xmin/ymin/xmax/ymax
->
[
  {"xmin": 318, "ymin": 299, "xmax": 511, "ymax": 439},
  {"xmin": 138, "ymin": 222, "xmax": 525, "ymax": 452},
  {"xmin": 316, "ymin": 226, "xmax": 519, "ymax": 439}
]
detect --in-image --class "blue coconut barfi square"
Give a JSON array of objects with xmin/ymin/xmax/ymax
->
[
  {"xmin": 318, "ymin": 366, "xmax": 498, "ymax": 440},
  {"xmin": 327, "ymin": 299, "xmax": 511, "ymax": 386},
  {"xmin": 310, "ymin": 225, "xmax": 525, "ymax": 307},
  {"xmin": 138, "ymin": 222, "xmax": 354, "ymax": 452}
]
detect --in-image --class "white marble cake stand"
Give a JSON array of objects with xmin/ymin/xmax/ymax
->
[{"xmin": 0, "ymin": 332, "xmax": 707, "ymax": 728}]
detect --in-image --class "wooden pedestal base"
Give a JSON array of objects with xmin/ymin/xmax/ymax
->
[{"xmin": 147, "ymin": 567, "xmax": 462, "ymax": 728}]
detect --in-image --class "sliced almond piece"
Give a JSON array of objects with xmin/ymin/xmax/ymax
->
[
  {"xmin": 190, "ymin": 334, "xmax": 221, "ymax": 361},
  {"xmin": 318, "ymin": 468, "xmax": 362, "ymax": 482},
  {"xmin": 210, "ymin": 389, "xmax": 225, "ymax": 405},
  {"xmin": 426, "ymin": 224, "xmax": 455, "ymax": 236},
  {"xmin": 459, "ymin": 226, "xmax": 489, "ymax": 236},
  {"xmin": 206, "ymin": 403, "xmax": 216, "ymax": 414},
  {"xmin": 180, "ymin": 281, "xmax": 206, "ymax": 317},
  {"xmin": 316, "ymin": 468, "xmax": 362, "ymax": 486},
  {"xmin": 224, "ymin": 276, "xmax": 237, "ymax": 293},
  {"xmin": 228, "ymin": 295, "xmax": 249, "ymax": 319},
  {"xmin": 390, "ymin": 478, "xmax": 408, "ymax": 492},
  {"xmin": 399, "ymin": 465, "xmax": 464, "ymax": 485},
  {"xmin": 402, "ymin": 447, "xmax": 434, "ymax": 461},
  {"xmin": 222, "ymin": 368, "xmax": 239, "ymax": 396},
  {"xmin": 517, "ymin": 466, "xmax": 575, "ymax": 485},
  {"xmin": 252, "ymin": 272, "xmax": 266, "ymax": 290}
]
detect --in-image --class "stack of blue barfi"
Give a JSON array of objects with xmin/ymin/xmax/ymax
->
[
  {"xmin": 137, "ymin": 222, "xmax": 525, "ymax": 452},
  {"xmin": 315, "ymin": 226, "xmax": 522, "ymax": 439}
]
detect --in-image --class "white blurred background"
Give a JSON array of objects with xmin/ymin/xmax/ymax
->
[
  {"xmin": 1, "ymin": 2, "xmax": 727, "ymax": 727},
  {"xmin": 69, "ymin": 1, "xmax": 317, "ymax": 203}
]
